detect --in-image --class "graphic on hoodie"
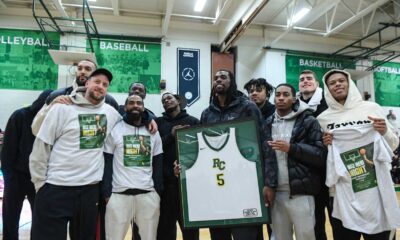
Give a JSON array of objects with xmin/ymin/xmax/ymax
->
[
  {"xmin": 123, "ymin": 135, "xmax": 151, "ymax": 167},
  {"xmin": 340, "ymin": 142, "xmax": 377, "ymax": 192},
  {"xmin": 79, "ymin": 114, "xmax": 107, "ymax": 149}
]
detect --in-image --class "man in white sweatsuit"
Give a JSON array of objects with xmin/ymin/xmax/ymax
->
[
  {"xmin": 317, "ymin": 69, "xmax": 400, "ymax": 240},
  {"xmin": 103, "ymin": 94, "xmax": 163, "ymax": 240},
  {"xmin": 29, "ymin": 68, "xmax": 121, "ymax": 240}
]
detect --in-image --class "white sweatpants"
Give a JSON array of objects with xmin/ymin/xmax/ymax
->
[
  {"xmin": 105, "ymin": 191, "xmax": 160, "ymax": 240},
  {"xmin": 271, "ymin": 192, "xmax": 316, "ymax": 240}
]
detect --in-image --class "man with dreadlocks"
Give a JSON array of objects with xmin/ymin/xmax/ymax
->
[{"xmin": 200, "ymin": 69, "xmax": 269, "ymax": 240}]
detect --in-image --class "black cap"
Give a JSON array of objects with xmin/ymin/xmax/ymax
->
[
  {"xmin": 89, "ymin": 68, "xmax": 113, "ymax": 82},
  {"xmin": 162, "ymin": 92, "xmax": 187, "ymax": 109}
]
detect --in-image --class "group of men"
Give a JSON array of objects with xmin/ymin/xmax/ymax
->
[{"xmin": 1, "ymin": 58, "xmax": 399, "ymax": 240}]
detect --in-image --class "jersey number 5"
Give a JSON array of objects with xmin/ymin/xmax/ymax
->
[{"xmin": 217, "ymin": 173, "xmax": 225, "ymax": 186}]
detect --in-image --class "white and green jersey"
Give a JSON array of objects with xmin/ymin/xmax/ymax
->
[
  {"xmin": 104, "ymin": 121, "xmax": 163, "ymax": 193},
  {"xmin": 327, "ymin": 125, "xmax": 400, "ymax": 234},
  {"xmin": 36, "ymin": 103, "xmax": 121, "ymax": 186},
  {"xmin": 185, "ymin": 127, "xmax": 261, "ymax": 221}
]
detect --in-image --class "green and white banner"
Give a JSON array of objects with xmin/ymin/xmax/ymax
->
[
  {"xmin": 0, "ymin": 29, "xmax": 60, "ymax": 90},
  {"xmin": 88, "ymin": 38, "xmax": 161, "ymax": 93},
  {"xmin": 285, "ymin": 54, "xmax": 355, "ymax": 91},
  {"xmin": 373, "ymin": 61, "xmax": 400, "ymax": 107}
]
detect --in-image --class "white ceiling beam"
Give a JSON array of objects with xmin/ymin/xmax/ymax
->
[
  {"xmin": 297, "ymin": 0, "xmax": 340, "ymax": 27},
  {"xmin": 270, "ymin": 0, "xmax": 297, "ymax": 46},
  {"xmin": 327, "ymin": 3, "xmax": 338, "ymax": 32},
  {"xmin": 340, "ymin": 0, "xmax": 355, "ymax": 16},
  {"xmin": 364, "ymin": 8, "xmax": 375, "ymax": 36},
  {"xmin": 0, "ymin": 0, "xmax": 7, "ymax": 8},
  {"xmin": 214, "ymin": 0, "xmax": 232, "ymax": 25},
  {"xmin": 51, "ymin": 0, "xmax": 69, "ymax": 19},
  {"xmin": 264, "ymin": 0, "xmax": 293, "ymax": 23},
  {"xmin": 324, "ymin": 0, "xmax": 390, "ymax": 37},
  {"xmin": 161, "ymin": 0, "xmax": 175, "ymax": 36},
  {"xmin": 110, "ymin": 0, "xmax": 119, "ymax": 16}
]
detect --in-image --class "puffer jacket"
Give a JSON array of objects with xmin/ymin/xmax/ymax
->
[{"xmin": 263, "ymin": 108, "xmax": 327, "ymax": 195}]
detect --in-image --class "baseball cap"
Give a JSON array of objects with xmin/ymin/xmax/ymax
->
[
  {"xmin": 89, "ymin": 68, "xmax": 113, "ymax": 82},
  {"xmin": 162, "ymin": 92, "xmax": 187, "ymax": 109}
]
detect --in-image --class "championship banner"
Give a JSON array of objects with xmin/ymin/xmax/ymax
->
[
  {"xmin": 88, "ymin": 38, "xmax": 161, "ymax": 93},
  {"xmin": 177, "ymin": 48, "xmax": 200, "ymax": 107},
  {"xmin": 176, "ymin": 118, "xmax": 269, "ymax": 228},
  {"xmin": 373, "ymin": 61, "xmax": 400, "ymax": 107},
  {"xmin": 0, "ymin": 28, "xmax": 60, "ymax": 90},
  {"xmin": 285, "ymin": 54, "xmax": 355, "ymax": 91}
]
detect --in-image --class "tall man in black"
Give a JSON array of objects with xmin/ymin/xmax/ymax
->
[
  {"xmin": 1, "ymin": 90, "xmax": 52, "ymax": 240},
  {"xmin": 156, "ymin": 92, "xmax": 200, "ymax": 240},
  {"xmin": 200, "ymin": 69, "xmax": 264, "ymax": 240},
  {"xmin": 298, "ymin": 70, "xmax": 329, "ymax": 240}
]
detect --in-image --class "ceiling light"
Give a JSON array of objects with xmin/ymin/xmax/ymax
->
[
  {"xmin": 292, "ymin": 7, "xmax": 311, "ymax": 24},
  {"xmin": 194, "ymin": 0, "xmax": 207, "ymax": 12}
]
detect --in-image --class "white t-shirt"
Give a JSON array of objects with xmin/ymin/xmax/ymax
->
[
  {"xmin": 104, "ymin": 121, "xmax": 163, "ymax": 192},
  {"xmin": 36, "ymin": 103, "xmax": 121, "ymax": 186},
  {"xmin": 327, "ymin": 125, "xmax": 400, "ymax": 234}
]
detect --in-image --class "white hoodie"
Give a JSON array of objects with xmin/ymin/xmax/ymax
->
[{"xmin": 317, "ymin": 69, "xmax": 400, "ymax": 233}]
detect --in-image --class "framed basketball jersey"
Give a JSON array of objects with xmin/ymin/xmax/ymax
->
[{"xmin": 176, "ymin": 117, "xmax": 270, "ymax": 228}]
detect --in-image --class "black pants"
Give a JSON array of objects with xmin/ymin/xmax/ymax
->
[
  {"xmin": 31, "ymin": 183, "xmax": 99, "ymax": 240},
  {"xmin": 2, "ymin": 170, "xmax": 35, "ymax": 240},
  {"xmin": 314, "ymin": 184, "xmax": 331, "ymax": 240},
  {"xmin": 209, "ymin": 225, "xmax": 263, "ymax": 240},
  {"xmin": 329, "ymin": 197, "xmax": 390, "ymax": 240},
  {"xmin": 157, "ymin": 183, "xmax": 199, "ymax": 240}
]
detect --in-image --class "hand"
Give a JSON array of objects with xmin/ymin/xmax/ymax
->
[
  {"xmin": 368, "ymin": 116, "xmax": 387, "ymax": 135},
  {"xmin": 268, "ymin": 140, "xmax": 290, "ymax": 153},
  {"xmin": 322, "ymin": 132, "xmax": 333, "ymax": 146},
  {"xmin": 148, "ymin": 119, "xmax": 158, "ymax": 134},
  {"xmin": 173, "ymin": 160, "xmax": 181, "ymax": 177},
  {"xmin": 263, "ymin": 186, "xmax": 275, "ymax": 207},
  {"xmin": 51, "ymin": 95, "xmax": 72, "ymax": 105},
  {"xmin": 171, "ymin": 125, "xmax": 189, "ymax": 137}
]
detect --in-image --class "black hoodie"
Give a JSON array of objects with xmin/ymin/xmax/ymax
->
[
  {"xmin": 1, "ymin": 90, "xmax": 52, "ymax": 174},
  {"xmin": 155, "ymin": 110, "xmax": 200, "ymax": 183}
]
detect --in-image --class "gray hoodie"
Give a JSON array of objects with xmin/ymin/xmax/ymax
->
[{"xmin": 273, "ymin": 100, "xmax": 311, "ymax": 191}]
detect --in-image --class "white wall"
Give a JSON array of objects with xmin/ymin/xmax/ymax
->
[{"xmin": 1, "ymin": 14, "xmax": 399, "ymax": 131}]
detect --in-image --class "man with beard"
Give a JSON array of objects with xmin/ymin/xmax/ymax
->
[
  {"xmin": 200, "ymin": 69, "xmax": 268, "ymax": 240},
  {"xmin": 31, "ymin": 59, "xmax": 118, "ymax": 136},
  {"xmin": 156, "ymin": 92, "xmax": 199, "ymax": 240},
  {"xmin": 1, "ymin": 90, "xmax": 52, "ymax": 240},
  {"xmin": 29, "ymin": 69, "xmax": 121, "ymax": 240},
  {"xmin": 103, "ymin": 94, "xmax": 163, "ymax": 240}
]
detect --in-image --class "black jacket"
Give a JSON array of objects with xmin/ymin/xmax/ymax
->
[
  {"xmin": 263, "ymin": 109, "xmax": 326, "ymax": 195},
  {"xmin": 200, "ymin": 93, "xmax": 263, "ymax": 126},
  {"xmin": 1, "ymin": 90, "xmax": 53, "ymax": 174},
  {"xmin": 156, "ymin": 110, "xmax": 200, "ymax": 184},
  {"xmin": 46, "ymin": 86, "xmax": 119, "ymax": 111},
  {"xmin": 260, "ymin": 101, "xmax": 275, "ymax": 120}
]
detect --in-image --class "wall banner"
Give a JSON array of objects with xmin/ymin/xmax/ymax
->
[
  {"xmin": 285, "ymin": 54, "xmax": 355, "ymax": 91},
  {"xmin": 0, "ymin": 28, "xmax": 60, "ymax": 90},
  {"xmin": 88, "ymin": 38, "xmax": 161, "ymax": 93},
  {"xmin": 177, "ymin": 48, "xmax": 200, "ymax": 107},
  {"xmin": 373, "ymin": 61, "xmax": 400, "ymax": 107}
]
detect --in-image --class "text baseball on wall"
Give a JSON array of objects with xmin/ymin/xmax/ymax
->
[
  {"xmin": 285, "ymin": 54, "xmax": 355, "ymax": 91},
  {"xmin": 87, "ymin": 38, "xmax": 161, "ymax": 94},
  {"xmin": 177, "ymin": 48, "xmax": 200, "ymax": 107},
  {"xmin": 373, "ymin": 61, "xmax": 400, "ymax": 107},
  {"xmin": 0, "ymin": 29, "xmax": 60, "ymax": 90}
]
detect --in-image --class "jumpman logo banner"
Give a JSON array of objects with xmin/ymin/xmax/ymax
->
[{"xmin": 177, "ymin": 48, "xmax": 200, "ymax": 107}]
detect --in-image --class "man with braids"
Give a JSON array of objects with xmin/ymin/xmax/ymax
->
[{"xmin": 200, "ymin": 69, "xmax": 274, "ymax": 240}]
